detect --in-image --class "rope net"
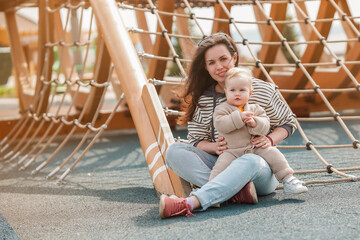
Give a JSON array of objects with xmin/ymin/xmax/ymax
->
[
  {"xmin": 1, "ymin": 1, "xmax": 126, "ymax": 184},
  {"xmin": 120, "ymin": 0, "xmax": 360, "ymax": 187},
  {"xmin": 0, "ymin": 0, "xmax": 359, "ymax": 194}
]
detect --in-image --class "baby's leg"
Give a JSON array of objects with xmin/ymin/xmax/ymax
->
[
  {"xmin": 254, "ymin": 147, "xmax": 293, "ymax": 181},
  {"xmin": 209, "ymin": 151, "xmax": 236, "ymax": 181},
  {"xmin": 255, "ymin": 147, "xmax": 307, "ymax": 194}
]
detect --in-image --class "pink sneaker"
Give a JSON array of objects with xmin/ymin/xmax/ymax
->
[
  {"xmin": 228, "ymin": 182, "xmax": 258, "ymax": 204},
  {"xmin": 159, "ymin": 195, "xmax": 195, "ymax": 219}
]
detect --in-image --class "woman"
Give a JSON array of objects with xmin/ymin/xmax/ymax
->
[{"xmin": 159, "ymin": 33, "xmax": 296, "ymax": 219}]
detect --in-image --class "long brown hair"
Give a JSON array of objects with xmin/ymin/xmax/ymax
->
[{"xmin": 177, "ymin": 33, "xmax": 239, "ymax": 125}]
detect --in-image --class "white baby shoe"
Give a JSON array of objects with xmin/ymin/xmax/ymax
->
[{"xmin": 283, "ymin": 176, "xmax": 308, "ymax": 194}]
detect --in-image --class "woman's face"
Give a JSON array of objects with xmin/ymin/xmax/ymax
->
[{"xmin": 204, "ymin": 44, "xmax": 237, "ymax": 88}]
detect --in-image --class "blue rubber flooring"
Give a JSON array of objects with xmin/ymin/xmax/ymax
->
[
  {"xmin": 0, "ymin": 120, "xmax": 359, "ymax": 239},
  {"xmin": 0, "ymin": 213, "xmax": 19, "ymax": 240}
]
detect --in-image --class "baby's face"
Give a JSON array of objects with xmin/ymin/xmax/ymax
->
[{"xmin": 224, "ymin": 77, "xmax": 252, "ymax": 107}]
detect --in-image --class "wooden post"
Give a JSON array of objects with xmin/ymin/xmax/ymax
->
[
  {"xmin": 90, "ymin": 0, "xmax": 187, "ymax": 197},
  {"xmin": 135, "ymin": 11, "xmax": 153, "ymax": 67},
  {"xmin": 146, "ymin": 0, "xmax": 174, "ymax": 81},
  {"xmin": 337, "ymin": 0, "xmax": 358, "ymax": 57},
  {"xmin": 252, "ymin": 3, "xmax": 287, "ymax": 80},
  {"xmin": 212, "ymin": 2, "xmax": 231, "ymax": 34},
  {"xmin": 294, "ymin": 2, "xmax": 332, "ymax": 68},
  {"xmin": 33, "ymin": 0, "xmax": 54, "ymax": 114},
  {"xmin": 285, "ymin": 1, "xmax": 336, "ymax": 103},
  {"xmin": 54, "ymin": 11, "xmax": 74, "ymax": 79},
  {"xmin": 70, "ymin": 8, "xmax": 83, "ymax": 74},
  {"xmin": 142, "ymin": 84, "xmax": 191, "ymax": 196},
  {"xmin": 175, "ymin": 8, "xmax": 196, "ymax": 61},
  {"xmin": 34, "ymin": 0, "xmax": 46, "ymax": 105},
  {"xmin": 82, "ymin": 38, "xmax": 111, "ymax": 123},
  {"xmin": 5, "ymin": 10, "xmax": 33, "ymax": 112},
  {"xmin": 326, "ymin": 41, "xmax": 360, "ymax": 102}
]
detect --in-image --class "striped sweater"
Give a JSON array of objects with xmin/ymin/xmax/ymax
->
[{"xmin": 187, "ymin": 78, "xmax": 296, "ymax": 146}]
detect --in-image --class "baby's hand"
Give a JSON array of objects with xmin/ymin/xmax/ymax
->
[
  {"xmin": 240, "ymin": 111, "xmax": 253, "ymax": 121},
  {"xmin": 244, "ymin": 117, "xmax": 257, "ymax": 128}
]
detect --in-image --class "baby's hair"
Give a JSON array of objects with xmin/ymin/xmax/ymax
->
[{"xmin": 224, "ymin": 67, "xmax": 253, "ymax": 90}]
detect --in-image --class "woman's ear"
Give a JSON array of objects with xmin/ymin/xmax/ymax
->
[{"xmin": 233, "ymin": 53, "xmax": 237, "ymax": 62}]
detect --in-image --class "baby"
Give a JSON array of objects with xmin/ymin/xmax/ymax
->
[{"xmin": 211, "ymin": 67, "xmax": 307, "ymax": 194}]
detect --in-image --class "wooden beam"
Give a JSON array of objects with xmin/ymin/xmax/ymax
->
[
  {"xmin": 211, "ymin": 3, "xmax": 231, "ymax": 34},
  {"xmin": 252, "ymin": 3, "xmax": 287, "ymax": 80},
  {"xmin": 5, "ymin": 10, "xmax": 33, "ymax": 112},
  {"xmin": 326, "ymin": 41, "xmax": 360, "ymax": 102},
  {"xmin": 54, "ymin": 11, "xmax": 74, "ymax": 78},
  {"xmin": 271, "ymin": 70, "xmax": 360, "ymax": 115},
  {"xmin": 175, "ymin": 8, "xmax": 196, "ymax": 61},
  {"xmin": 0, "ymin": 0, "xmax": 91, "ymax": 11},
  {"xmin": 90, "ymin": 0, "xmax": 186, "ymax": 197},
  {"xmin": 147, "ymin": 0, "xmax": 175, "ymax": 80},
  {"xmin": 294, "ymin": 2, "xmax": 312, "ymax": 41},
  {"xmin": 337, "ymin": 0, "xmax": 359, "ymax": 58},
  {"xmin": 33, "ymin": 0, "xmax": 48, "ymax": 113},
  {"xmin": 70, "ymin": 8, "xmax": 83, "ymax": 72},
  {"xmin": 34, "ymin": 1, "xmax": 55, "ymax": 114},
  {"xmin": 52, "ymin": 10, "xmax": 89, "ymax": 110},
  {"xmin": 0, "ymin": 109, "xmax": 135, "ymax": 142},
  {"xmin": 0, "ymin": 0, "xmax": 36, "ymax": 12},
  {"xmin": 135, "ymin": 10, "xmax": 153, "ymax": 67},
  {"xmin": 284, "ymin": 1, "xmax": 336, "ymax": 103},
  {"xmin": 82, "ymin": 38, "xmax": 111, "ymax": 122},
  {"xmin": 142, "ymin": 83, "xmax": 191, "ymax": 197},
  {"xmin": 0, "ymin": 28, "xmax": 9, "ymax": 46},
  {"xmin": 295, "ymin": 1, "xmax": 333, "ymax": 66}
]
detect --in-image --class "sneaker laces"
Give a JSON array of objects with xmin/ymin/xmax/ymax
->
[{"xmin": 171, "ymin": 199, "xmax": 194, "ymax": 217}]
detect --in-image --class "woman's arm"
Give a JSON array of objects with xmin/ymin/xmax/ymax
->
[
  {"xmin": 251, "ymin": 79, "xmax": 296, "ymax": 135},
  {"xmin": 252, "ymin": 126, "xmax": 288, "ymax": 148},
  {"xmin": 197, "ymin": 136, "xmax": 227, "ymax": 155},
  {"xmin": 187, "ymin": 103, "xmax": 212, "ymax": 146},
  {"xmin": 267, "ymin": 126, "xmax": 289, "ymax": 145},
  {"xmin": 250, "ymin": 80, "xmax": 296, "ymax": 148}
]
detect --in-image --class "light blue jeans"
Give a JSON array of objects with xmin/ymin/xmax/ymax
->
[{"xmin": 166, "ymin": 142, "xmax": 279, "ymax": 210}]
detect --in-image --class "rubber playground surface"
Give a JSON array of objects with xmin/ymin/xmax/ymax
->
[{"xmin": 0, "ymin": 121, "xmax": 360, "ymax": 240}]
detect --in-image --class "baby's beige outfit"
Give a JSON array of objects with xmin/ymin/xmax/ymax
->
[{"xmin": 210, "ymin": 102, "xmax": 294, "ymax": 181}]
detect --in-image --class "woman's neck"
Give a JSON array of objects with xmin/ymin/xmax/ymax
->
[{"xmin": 215, "ymin": 84, "xmax": 225, "ymax": 93}]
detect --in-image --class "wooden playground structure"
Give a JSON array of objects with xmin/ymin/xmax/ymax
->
[{"xmin": 0, "ymin": 0, "xmax": 359, "ymax": 197}]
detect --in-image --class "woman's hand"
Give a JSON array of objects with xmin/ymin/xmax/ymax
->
[
  {"xmin": 197, "ymin": 136, "xmax": 228, "ymax": 155},
  {"xmin": 252, "ymin": 135, "xmax": 272, "ymax": 149},
  {"xmin": 215, "ymin": 136, "xmax": 228, "ymax": 155}
]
